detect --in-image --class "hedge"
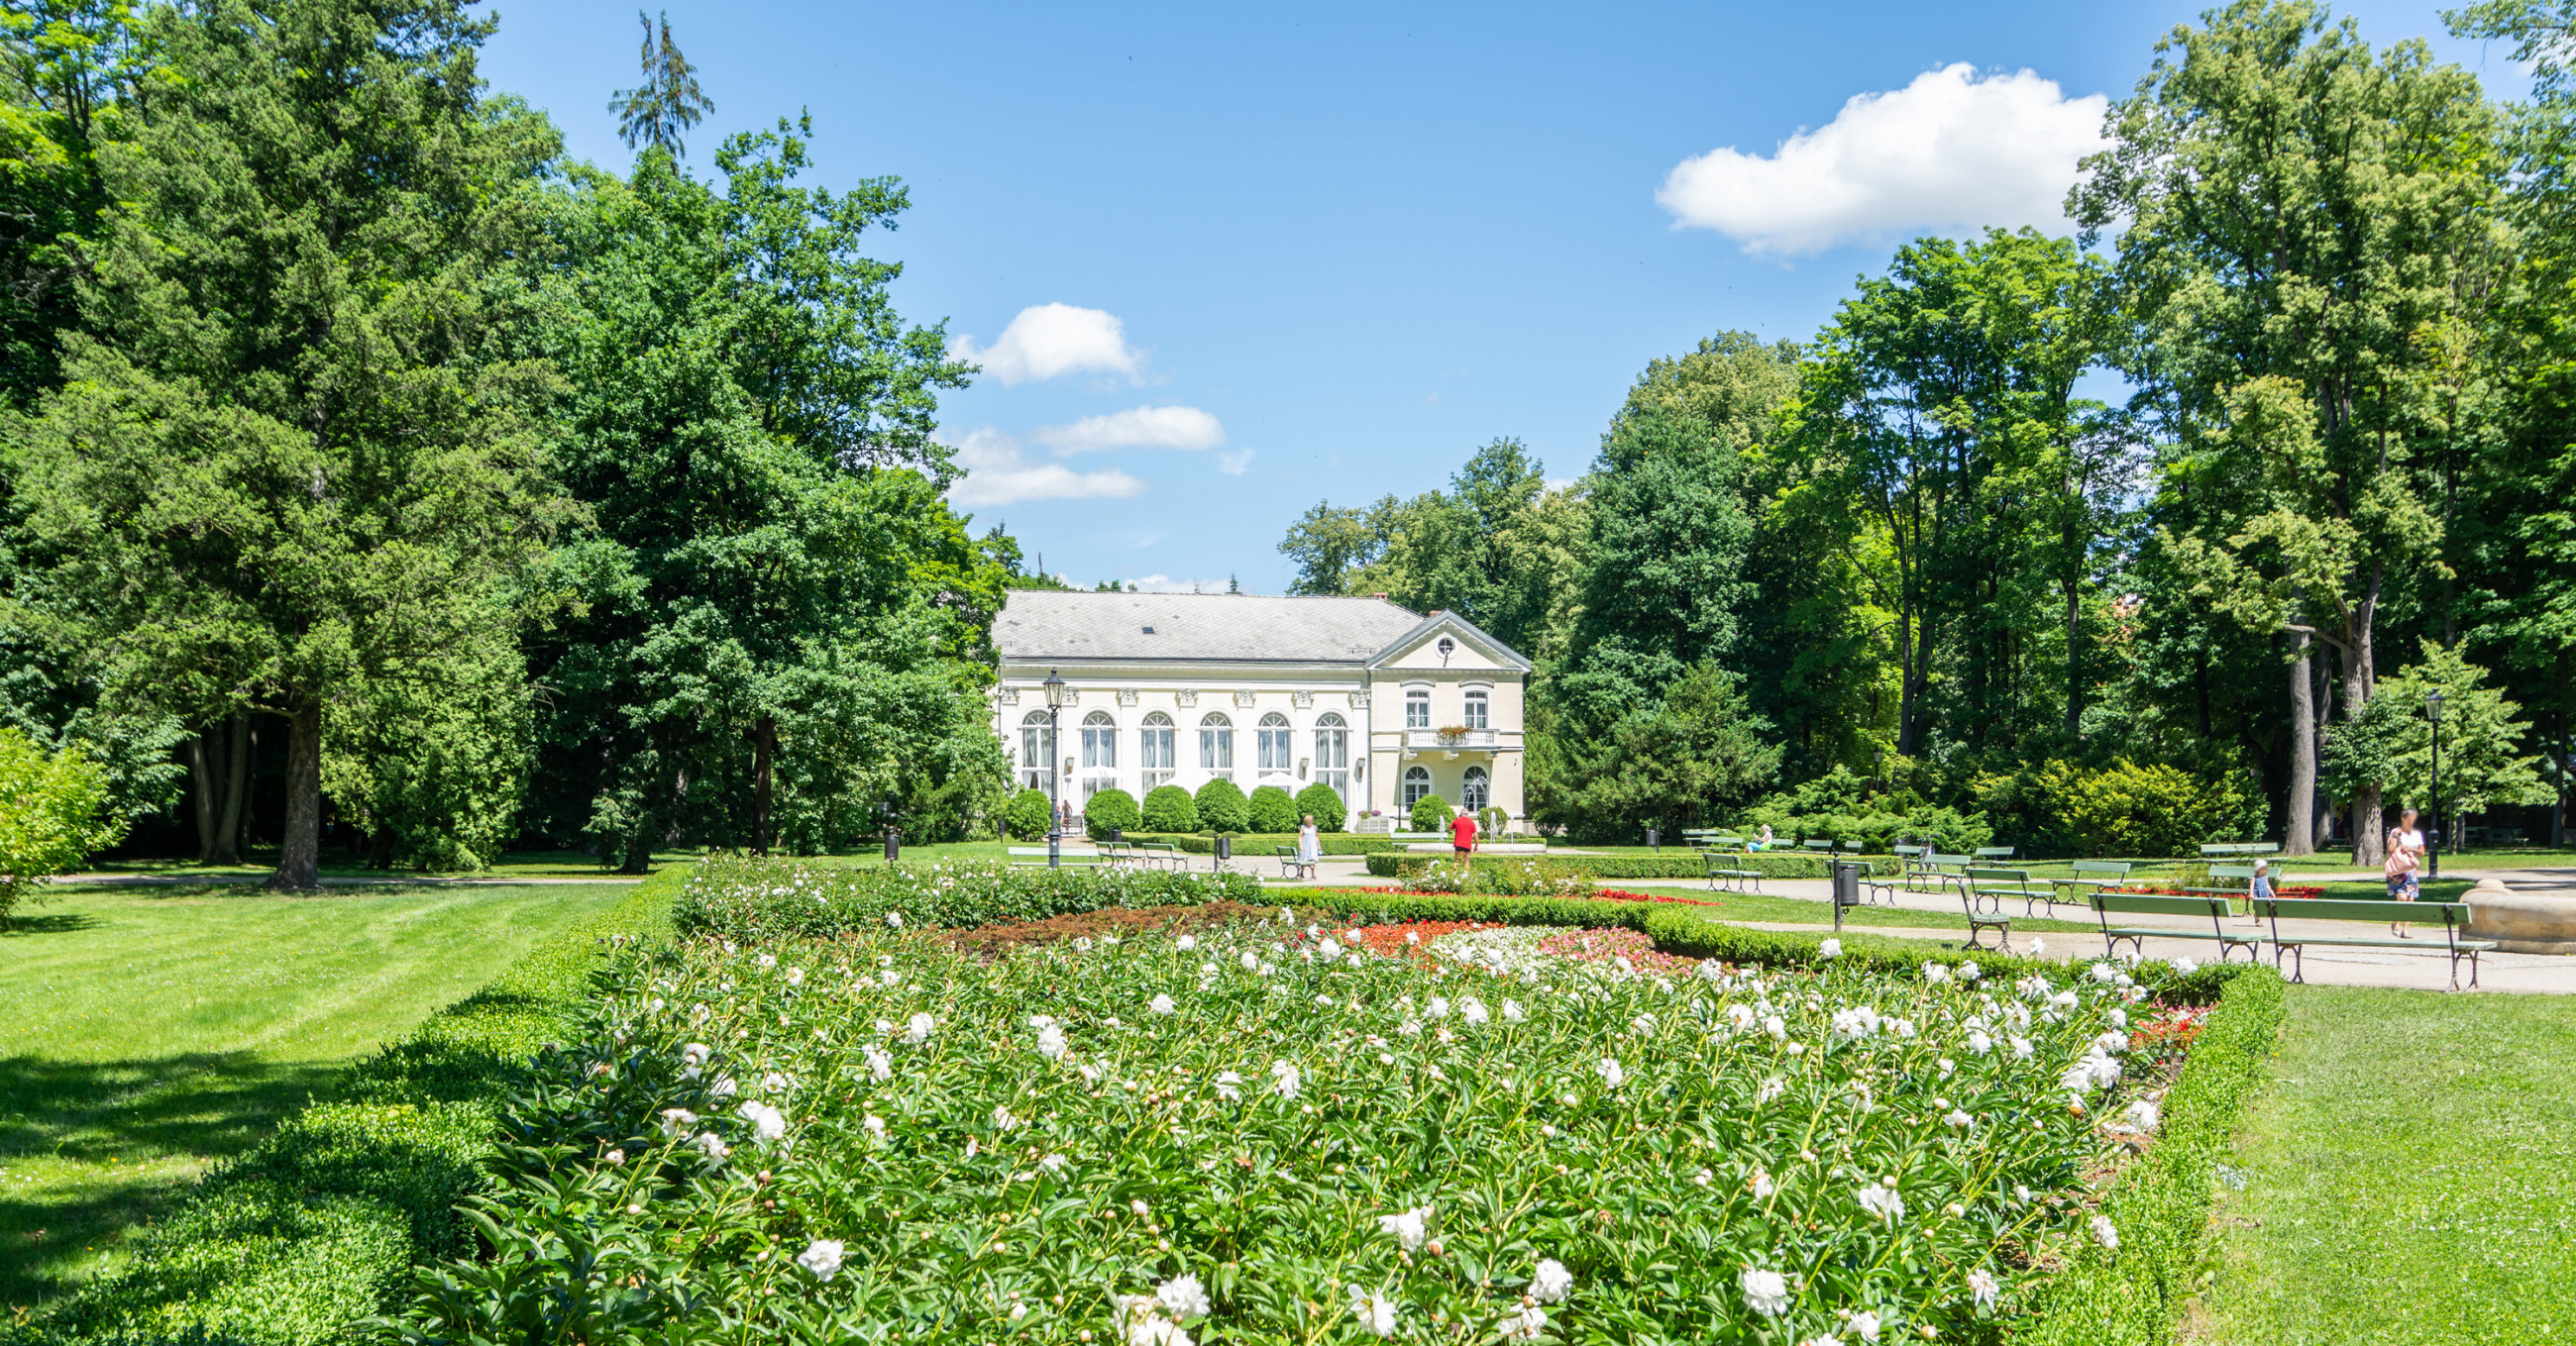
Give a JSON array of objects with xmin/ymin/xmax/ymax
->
[
  {"xmin": 1364, "ymin": 851, "xmax": 1847, "ymax": 880},
  {"xmin": 672, "ymin": 856, "xmax": 1265, "ymax": 943},
  {"xmin": 1128, "ymin": 831, "xmax": 1406, "ymax": 856},
  {"xmin": 10, "ymin": 869, "xmax": 690, "ymax": 1346}
]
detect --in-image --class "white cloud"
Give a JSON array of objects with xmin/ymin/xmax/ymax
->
[
  {"xmin": 1657, "ymin": 64, "xmax": 2109, "ymax": 258},
  {"xmin": 941, "ymin": 428, "xmax": 1145, "ymax": 507},
  {"xmin": 948, "ymin": 303, "xmax": 1143, "ymax": 385},
  {"xmin": 1216, "ymin": 449, "xmax": 1255, "ymax": 475},
  {"xmin": 1034, "ymin": 404, "xmax": 1227, "ymax": 454}
]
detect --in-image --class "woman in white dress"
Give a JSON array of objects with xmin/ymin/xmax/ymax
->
[
  {"xmin": 2384, "ymin": 807, "xmax": 2427, "ymax": 937},
  {"xmin": 1294, "ymin": 815, "xmax": 1322, "ymax": 879}
]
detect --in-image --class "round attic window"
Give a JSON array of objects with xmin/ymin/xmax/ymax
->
[{"xmin": 1436, "ymin": 636, "xmax": 1455, "ymax": 659}]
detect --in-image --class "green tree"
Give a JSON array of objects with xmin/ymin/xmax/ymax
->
[
  {"xmin": 1533, "ymin": 664, "xmax": 1783, "ymax": 843},
  {"xmin": 1246, "ymin": 783, "xmax": 1297, "ymax": 833},
  {"xmin": 607, "ymin": 9, "xmax": 712, "ymax": 156},
  {"xmin": 2074, "ymin": 0, "xmax": 2508, "ymax": 863},
  {"xmin": 1408, "ymin": 792, "xmax": 1454, "ymax": 833},
  {"xmin": 1293, "ymin": 780, "xmax": 1345, "ymax": 831},
  {"xmin": 319, "ymin": 618, "xmax": 532, "ymax": 870},
  {"xmin": 1004, "ymin": 786, "xmax": 1051, "ymax": 841},
  {"xmin": 1082, "ymin": 786, "xmax": 1138, "ymax": 841},
  {"xmin": 1193, "ymin": 777, "xmax": 1248, "ymax": 833},
  {"xmin": 1140, "ymin": 783, "xmax": 1198, "ymax": 833},
  {"xmin": 5, "ymin": 0, "xmax": 570, "ymax": 889},
  {"xmin": 2374, "ymin": 640, "xmax": 2552, "ymax": 841},
  {"xmin": 0, "ymin": 724, "xmax": 120, "ymax": 920}
]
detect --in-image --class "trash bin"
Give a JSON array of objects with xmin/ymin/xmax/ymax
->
[
  {"xmin": 884, "ymin": 827, "xmax": 901, "ymax": 863},
  {"xmin": 1646, "ymin": 826, "xmax": 1662, "ymax": 852},
  {"xmin": 1831, "ymin": 861, "xmax": 1860, "ymax": 930},
  {"xmin": 1215, "ymin": 835, "xmax": 1232, "ymax": 862}
]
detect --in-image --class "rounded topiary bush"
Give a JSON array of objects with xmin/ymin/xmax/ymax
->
[
  {"xmin": 1140, "ymin": 784, "xmax": 1199, "ymax": 833},
  {"xmin": 1194, "ymin": 777, "xmax": 1250, "ymax": 833},
  {"xmin": 1294, "ymin": 782, "xmax": 1347, "ymax": 832},
  {"xmin": 1083, "ymin": 787, "xmax": 1140, "ymax": 841},
  {"xmin": 1479, "ymin": 805, "xmax": 1510, "ymax": 836},
  {"xmin": 1246, "ymin": 784, "xmax": 1299, "ymax": 833},
  {"xmin": 1410, "ymin": 792, "xmax": 1454, "ymax": 833},
  {"xmin": 1005, "ymin": 787, "xmax": 1053, "ymax": 841}
]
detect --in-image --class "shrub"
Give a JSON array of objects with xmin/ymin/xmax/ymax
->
[
  {"xmin": 1194, "ymin": 777, "xmax": 1249, "ymax": 833},
  {"xmin": 1477, "ymin": 804, "xmax": 1509, "ymax": 835},
  {"xmin": 1408, "ymin": 792, "xmax": 1454, "ymax": 832},
  {"xmin": 1082, "ymin": 787, "xmax": 1140, "ymax": 841},
  {"xmin": 1365, "ymin": 851, "xmax": 1840, "ymax": 880},
  {"xmin": 1293, "ymin": 782, "xmax": 1347, "ymax": 831},
  {"xmin": 1140, "ymin": 784, "xmax": 1200, "ymax": 833},
  {"xmin": 1975, "ymin": 759, "xmax": 2261, "ymax": 859},
  {"xmin": 672, "ymin": 857, "xmax": 1263, "ymax": 942},
  {"xmin": 1004, "ymin": 787, "xmax": 1053, "ymax": 841},
  {"xmin": 1401, "ymin": 854, "xmax": 1594, "ymax": 897},
  {"xmin": 1125, "ymin": 831, "xmax": 1400, "ymax": 856},
  {"xmin": 1742, "ymin": 769, "xmax": 1995, "ymax": 853},
  {"xmin": 0, "ymin": 728, "xmax": 124, "ymax": 921},
  {"xmin": 1245, "ymin": 784, "xmax": 1298, "ymax": 833}
]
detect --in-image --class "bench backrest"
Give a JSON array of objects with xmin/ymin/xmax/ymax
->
[
  {"xmin": 2200, "ymin": 842, "xmax": 2281, "ymax": 856},
  {"xmin": 1974, "ymin": 846, "xmax": 2018, "ymax": 860},
  {"xmin": 1141, "ymin": 842, "xmax": 1179, "ymax": 855},
  {"xmin": 1964, "ymin": 867, "xmax": 2031, "ymax": 882},
  {"xmin": 1801, "ymin": 839, "xmax": 1835, "ymax": 851},
  {"xmin": 1892, "ymin": 844, "xmax": 1926, "ymax": 858},
  {"xmin": 2069, "ymin": 860, "xmax": 2131, "ymax": 878},
  {"xmin": 2255, "ymin": 898, "xmax": 2469, "ymax": 927},
  {"xmin": 2206, "ymin": 865, "xmax": 2257, "ymax": 885},
  {"xmin": 1926, "ymin": 853, "xmax": 1970, "ymax": 866},
  {"xmin": 2093, "ymin": 892, "xmax": 2231, "ymax": 920}
]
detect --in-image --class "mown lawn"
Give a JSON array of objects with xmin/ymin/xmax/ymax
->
[
  {"xmin": 0, "ymin": 881, "xmax": 632, "ymax": 1309},
  {"xmin": 2196, "ymin": 986, "xmax": 2576, "ymax": 1343}
]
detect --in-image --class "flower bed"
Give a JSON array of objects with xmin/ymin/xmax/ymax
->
[
  {"xmin": 2107, "ymin": 882, "xmax": 2322, "ymax": 901},
  {"xmin": 673, "ymin": 857, "xmax": 1264, "ymax": 943},
  {"xmin": 403, "ymin": 911, "xmax": 2210, "ymax": 1345},
  {"xmin": 1367, "ymin": 851, "xmax": 1844, "ymax": 881}
]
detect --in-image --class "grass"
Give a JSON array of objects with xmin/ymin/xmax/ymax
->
[
  {"xmin": 0, "ymin": 881, "xmax": 633, "ymax": 1308},
  {"xmin": 76, "ymin": 848, "xmax": 696, "ymax": 881},
  {"xmin": 2197, "ymin": 985, "xmax": 2576, "ymax": 1343}
]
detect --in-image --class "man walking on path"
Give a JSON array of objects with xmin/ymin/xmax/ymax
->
[{"xmin": 1449, "ymin": 809, "xmax": 1477, "ymax": 870}]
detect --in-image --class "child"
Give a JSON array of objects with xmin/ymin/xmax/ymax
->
[{"xmin": 2248, "ymin": 858, "xmax": 2274, "ymax": 926}]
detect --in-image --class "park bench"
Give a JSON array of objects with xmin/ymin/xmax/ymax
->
[
  {"xmin": 1682, "ymin": 828, "xmax": 1729, "ymax": 850},
  {"xmin": 1007, "ymin": 846, "xmax": 1106, "ymax": 869},
  {"xmin": 1799, "ymin": 838, "xmax": 1835, "ymax": 853},
  {"xmin": 2046, "ymin": 860, "xmax": 2133, "ymax": 914},
  {"xmin": 2088, "ymin": 892, "xmax": 2263, "ymax": 964},
  {"xmin": 2251, "ymin": 897, "xmax": 2493, "ymax": 989},
  {"xmin": 1965, "ymin": 866, "xmax": 2051, "ymax": 918},
  {"xmin": 1701, "ymin": 848, "xmax": 1763, "ymax": 893},
  {"xmin": 2200, "ymin": 842, "xmax": 2280, "ymax": 859},
  {"xmin": 1274, "ymin": 846, "xmax": 1318, "ymax": 880},
  {"xmin": 1853, "ymin": 858, "xmax": 1901, "ymax": 906},
  {"xmin": 1973, "ymin": 845, "xmax": 2019, "ymax": 864},
  {"xmin": 1098, "ymin": 840, "xmax": 1136, "ymax": 868},
  {"xmin": 1136, "ymin": 841, "xmax": 1185, "ymax": 871},
  {"xmin": 1919, "ymin": 852, "xmax": 1974, "ymax": 897},
  {"xmin": 1891, "ymin": 843, "xmax": 1929, "ymax": 890},
  {"xmin": 1956, "ymin": 867, "xmax": 2033, "ymax": 951}
]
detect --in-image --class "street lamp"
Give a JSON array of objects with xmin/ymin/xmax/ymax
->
[
  {"xmin": 1043, "ymin": 669, "xmax": 1069, "ymax": 869},
  {"xmin": 1872, "ymin": 746, "xmax": 1885, "ymax": 795},
  {"xmin": 2425, "ymin": 689, "xmax": 2444, "ymax": 880}
]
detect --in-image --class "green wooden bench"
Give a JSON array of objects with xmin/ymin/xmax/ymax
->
[
  {"xmin": 1007, "ymin": 845, "xmax": 1106, "ymax": 869},
  {"xmin": 1921, "ymin": 852, "xmax": 1974, "ymax": 897},
  {"xmin": 1799, "ymin": 838, "xmax": 1836, "ymax": 853},
  {"xmin": 1701, "ymin": 848, "xmax": 1763, "ymax": 893},
  {"xmin": 2047, "ymin": 860, "xmax": 2133, "ymax": 913},
  {"xmin": 1274, "ymin": 845, "xmax": 1318, "ymax": 880},
  {"xmin": 2200, "ymin": 842, "xmax": 2281, "ymax": 858},
  {"xmin": 1957, "ymin": 867, "xmax": 2038, "ymax": 950},
  {"xmin": 1973, "ymin": 845, "xmax": 2019, "ymax": 864},
  {"xmin": 1854, "ymin": 858, "xmax": 1901, "ymax": 906},
  {"xmin": 2252, "ymin": 897, "xmax": 2495, "ymax": 989},
  {"xmin": 2089, "ymin": 892, "xmax": 2263, "ymax": 963},
  {"xmin": 1137, "ymin": 840, "xmax": 1185, "ymax": 871}
]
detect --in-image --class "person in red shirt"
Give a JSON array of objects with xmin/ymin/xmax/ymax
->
[{"xmin": 1449, "ymin": 809, "xmax": 1477, "ymax": 867}]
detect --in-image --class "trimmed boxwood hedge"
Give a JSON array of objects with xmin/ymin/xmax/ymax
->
[
  {"xmin": 1363, "ymin": 851, "xmax": 1849, "ymax": 880},
  {"xmin": 10, "ymin": 870, "xmax": 689, "ymax": 1346},
  {"xmin": 1129, "ymin": 831, "xmax": 1406, "ymax": 856},
  {"xmin": 672, "ymin": 857, "xmax": 1266, "ymax": 943}
]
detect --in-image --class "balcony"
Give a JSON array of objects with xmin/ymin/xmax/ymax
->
[{"xmin": 1405, "ymin": 729, "xmax": 1500, "ymax": 751}]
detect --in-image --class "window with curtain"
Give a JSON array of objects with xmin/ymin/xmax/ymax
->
[
  {"xmin": 1020, "ymin": 710, "xmax": 1055, "ymax": 798},
  {"xmin": 1405, "ymin": 687, "xmax": 1431, "ymax": 730},
  {"xmin": 1256, "ymin": 712, "xmax": 1292, "ymax": 771},
  {"xmin": 1139, "ymin": 712, "xmax": 1176, "ymax": 791},
  {"xmin": 1402, "ymin": 765, "xmax": 1432, "ymax": 807},
  {"xmin": 1198, "ymin": 712, "xmax": 1233, "ymax": 776},
  {"xmin": 1080, "ymin": 711, "xmax": 1118, "ymax": 801},
  {"xmin": 1314, "ymin": 712, "xmax": 1349, "ymax": 801},
  {"xmin": 1463, "ymin": 689, "xmax": 1489, "ymax": 730}
]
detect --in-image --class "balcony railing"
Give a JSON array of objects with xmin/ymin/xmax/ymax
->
[{"xmin": 1405, "ymin": 729, "xmax": 1499, "ymax": 750}]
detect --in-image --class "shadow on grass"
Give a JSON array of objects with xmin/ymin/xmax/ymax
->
[
  {"xmin": 0, "ymin": 912, "xmax": 103, "ymax": 937},
  {"xmin": 0, "ymin": 1052, "xmax": 346, "ymax": 1306}
]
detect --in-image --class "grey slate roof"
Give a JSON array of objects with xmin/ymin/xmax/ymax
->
[{"xmin": 996, "ymin": 590, "xmax": 1430, "ymax": 664}]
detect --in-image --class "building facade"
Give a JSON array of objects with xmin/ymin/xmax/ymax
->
[{"xmin": 990, "ymin": 589, "xmax": 1531, "ymax": 829}]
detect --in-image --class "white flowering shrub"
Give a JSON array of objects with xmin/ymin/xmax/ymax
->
[{"xmin": 406, "ymin": 919, "xmax": 2177, "ymax": 1344}]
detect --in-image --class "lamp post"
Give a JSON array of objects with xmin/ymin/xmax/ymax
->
[
  {"xmin": 1872, "ymin": 746, "xmax": 1885, "ymax": 796},
  {"xmin": 2425, "ymin": 689, "xmax": 2444, "ymax": 880},
  {"xmin": 1043, "ymin": 669, "xmax": 1069, "ymax": 869}
]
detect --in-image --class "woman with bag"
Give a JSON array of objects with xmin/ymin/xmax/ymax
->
[{"xmin": 2384, "ymin": 807, "xmax": 2427, "ymax": 937}]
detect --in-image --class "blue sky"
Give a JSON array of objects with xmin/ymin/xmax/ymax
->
[{"xmin": 480, "ymin": 0, "xmax": 2525, "ymax": 593}]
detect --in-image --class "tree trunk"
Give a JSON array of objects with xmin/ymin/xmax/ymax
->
[
  {"xmin": 186, "ymin": 731, "xmax": 219, "ymax": 864},
  {"xmin": 2063, "ymin": 576, "xmax": 2083, "ymax": 740},
  {"xmin": 268, "ymin": 702, "xmax": 323, "ymax": 891},
  {"xmin": 215, "ymin": 714, "xmax": 249, "ymax": 865},
  {"xmin": 751, "ymin": 714, "xmax": 777, "ymax": 856},
  {"xmin": 2286, "ymin": 633, "xmax": 2315, "ymax": 856},
  {"xmin": 2341, "ymin": 649, "xmax": 2385, "ymax": 868}
]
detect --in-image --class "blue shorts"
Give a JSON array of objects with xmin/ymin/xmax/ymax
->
[{"xmin": 2386, "ymin": 873, "xmax": 2419, "ymax": 900}]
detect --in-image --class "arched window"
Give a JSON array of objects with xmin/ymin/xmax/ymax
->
[
  {"xmin": 1461, "ymin": 765, "xmax": 1490, "ymax": 812},
  {"xmin": 1463, "ymin": 688, "xmax": 1489, "ymax": 731},
  {"xmin": 1256, "ymin": 712, "xmax": 1293, "ymax": 772},
  {"xmin": 1019, "ymin": 710, "xmax": 1056, "ymax": 799},
  {"xmin": 1404, "ymin": 687, "xmax": 1432, "ymax": 731},
  {"xmin": 1402, "ymin": 765, "xmax": 1433, "ymax": 807},
  {"xmin": 1314, "ymin": 713, "xmax": 1349, "ymax": 801},
  {"xmin": 1198, "ymin": 712, "xmax": 1234, "ymax": 776},
  {"xmin": 1139, "ymin": 712, "xmax": 1176, "ymax": 791},
  {"xmin": 1079, "ymin": 711, "xmax": 1118, "ymax": 801}
]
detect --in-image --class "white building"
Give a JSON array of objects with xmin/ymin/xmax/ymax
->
[{"xmin": 990, "ymin": 589, "xmax": 1531, "ymax": 829}]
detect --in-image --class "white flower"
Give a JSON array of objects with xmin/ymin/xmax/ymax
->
[
  {"xmin": 1765, "ymin": 1015, "xmax": 1787, "ymax": 1041},
  {"xmin": 1923, "ymin": 962, "xmax": 1952, "ymax": 984},
  {"xmin": 1945, "ymin": 1109, "xmax": 1974, "ymax": 1128},
  {"xmin": 1319, "ymin": 937, "xmax": 1342, "ymax": 962},
  {"xmin": 1968, "ymin": 1267, "xmax": 1999, "ymax": 1309},
  {"xmin": 1349, "ymin": 1287, "xmax": 1399, "ymax": 1337},
  {"xmin": 786, "ymin": 966, "xmax": 805, "ymax": 986},
  {"xmin": 1240, "ymin": 951, "xmax": 1260, "ymax": 972},
  {"xmin": 865, "ymin": 1046, "xmax": 893, "ymax": 1081},
  {"xmin": 1503, "ymin": 998, "xmax": 1527, "ymax": 1023},
  {"xmin": 1039, "ymin": 1153, "xmax": 1068, "ymax": 1174},
  {"xmin": 862, "ymin": 1113, "xmax": 886, "ymax": 1137},
  {"xmin": 1156, "ymin": 1273, "xmax": 1213, "ymax": 1320},
  {"xmin": 758, "ymin": 953, "xmax": 778, "ymax": 969},
  {"xmin": 1958, "ymin": 960, "xmax": 1982, "ymax": 982},
  {"xmin": 1531, "ymin": 1258, "xmax": 1574, "ymax": 1303},
  {"xmin": 1501, "ymin": 1305, "xmax": 1549, "ymax": 1341},
  {"xmin": 1630, "ymin": 1012, "xmax": 1656, "ymax": 1034},
  {"xmin": 1460, "ymin": 997, "xmax": 1490, "ymax": 1026},
  {"xmin": 992, "ymin": 1104, "xmax": 1020, "ymax": 1131},
  {"xmin": 1037, "ymin": 1023, "xmax": 1068, "ymax": 1060},
  {"xmin": 1429, "ymin": 996, "xmax": 1450, "ymax": 1019},
  {"xmin": 1849, "ymin": 1310, "xmax": 1882, "ymax": 1342},
  {"xmin": 1751, "ymin": 1167, "xmax": 1776, "ymax": 1198},
  {"xmin": 1727, "ymin": 1003, "xmax": 1758, "ymax": 1030},
  {"xmin": 694, "ymin": 1130, "xmax": 730, "ymax": 1166},
  {"xmin": 736, "ymin": 1100, "xmax": 787, "ymax": 1146},
  {"xmin": 1377, "ymin": 1205, "xmax": 1431, "ymax": 1252},
  {"xmin": 2092, "ymin": 1214, "xmax": 2120, "ymax": 1249},
  {"xmin": 680, "ymin": 1041, "xmax": 711, "ymax": 1069},
  {"xmin": 1832, "ymin": 1006, "xmax": 1881, "ymax": 1039},
  {"xmin": 1176, "ymin": 934, "xmax": 1197, "ymax": 952},
  {"xmin": 1596, "ymin": 1057, "xmax": 1626, "ymax": 1088},
  {"xmin": 796, "ymin": 1238, "xmax": 844, "ymax": 1280},
  {"xmin": 906, "ymin": 1012, "xmax": 935, "ymax": 1044},
  {"xmin": 2009, "ymin": 1035, "xmax": 2034, "ymax": 1062},
  {"xmin": 1739, "ymin": 1267, "xmax": 1791, "ymax": 1317},
  {"xmin": 1938, "ymin": 1058, "xmax": 1957, "ymax": 1079},
  {"xmin": 1270, "ymin": 1060, "xmax": 1301, "ymax": 1099},
  {"xmin": 1819, "ymin": 939, "xmax": 1843, "ymax": 959},
  {"xmin": 2089, "ymin": 961, "xmax": 2121, "ymax": 984},
  {"xmin": 2170, "ymin": 956, "xmax": 2199, "ymax": 976},
  {"xmin": 2106, "ymin": 1007, "xmax": 2128, "ymax": 1029},
  {"xmin": 1112, "ymin": 1294, "xmax": 1188, "ymax": 1346},
  {"xmin": 1857, "ymin": 1180, "xmax": 1905, "ymax": 1225},
  {"xmin": 2120, "ymin": 1098, "xmax": 2161, "ymax": 1133},
  {"xmin": 657, "ymin": 1107, "xmax": 698, "ymax": 1139},
  {"xmin": 878, "ymin": 969, "xmax": 901, "ymax": 987},
  {"xmin": 1967, "ymin": 1029, "xmax": 1993, "ymax": 1056},
  {"xmin": 1757, "ymin": 1076, "xmax": 1786, "ymax": 1105},
  {"xmin": 885, "ymin": 911, "xmax": 904, "ymax": 929},
  {"xmin": 1892, "ymin": 1017, "xmax": 1918, "ymax": 1039},
  {"xmin": 1150, "ymin": 993, "xmax": 1177, "ymax": 1016}
]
